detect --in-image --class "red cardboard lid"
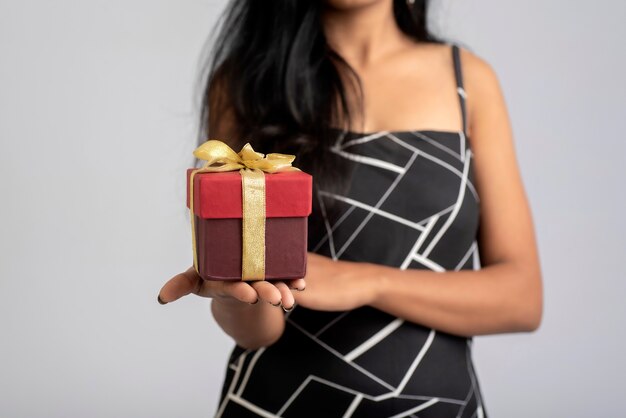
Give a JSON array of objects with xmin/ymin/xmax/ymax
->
[{"xmin": 186, "ymin": 169, "xmax": 312, "ymax": 219}]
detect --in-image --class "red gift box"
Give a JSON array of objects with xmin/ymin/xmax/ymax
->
[{"xmin": 186, "ymin": 169, "xmax": 312, "ymax": 281}]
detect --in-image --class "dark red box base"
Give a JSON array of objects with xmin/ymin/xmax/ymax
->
[{"xmin": 195, "ymin": 216, "xmax": 308, "ymax": 281}]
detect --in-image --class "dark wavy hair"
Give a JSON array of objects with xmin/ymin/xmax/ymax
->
[{"xmin": 194, "ymin": 0, "xmax": 444, "ymax": 221}]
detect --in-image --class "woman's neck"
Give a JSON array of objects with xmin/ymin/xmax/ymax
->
[{"xmin": 321, "ymin": 1, "xmax": 411, "ymax": 69}]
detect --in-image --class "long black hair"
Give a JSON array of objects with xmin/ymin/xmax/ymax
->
[{"xmin": 194, "ymin": 0, "xmax": 444, "ymax": 221}]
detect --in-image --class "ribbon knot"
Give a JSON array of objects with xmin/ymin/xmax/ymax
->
[{"xmin": 193, "ymin": 140, "xmax": 299, "ymax": 173}]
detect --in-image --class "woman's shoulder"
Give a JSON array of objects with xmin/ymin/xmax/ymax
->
[
  {"xmin": 453, "ymin": 43, "xmax": 502, "ymax": 95},
  {"xmin": 444, "ymin": 42, "xmax": 508, "ymax": 138},
  {"xmin": 406, "ymin": 41, "xmax": 502, "ymax": 92},
  {"xmin": 407, "ymin": 41, "xmax": 505, "ymax": 137}
]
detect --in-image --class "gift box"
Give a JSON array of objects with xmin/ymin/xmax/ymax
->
[{"xmin": 186, "ymin": 140, "xmax": 312, "ymax": 281}]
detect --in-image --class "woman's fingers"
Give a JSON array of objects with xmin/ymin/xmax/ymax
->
[
  {"xmin": 159, "ymin": 268, "xmax": 259, "ymax": 304},
  {"xmin": 158, "ymin": 269, "xmax": 305, "ymax": 307},
  {"xmin": 158, "ymin": 267, "xmax": 202, "ymax": 304},
  {"xmin": 286, "ymin": 278, "xmax": 306, "ymax": 291},
  {"xmin": 248, "ymin": 280, "xmax": 282, "ymax": 306},
  {"xmin": 201, "ymin": 280, "xmax": 258, "ymax": 304},
  {"xmin": 274, "ymin": 281, "xmax": 295, "ymax": 309}
]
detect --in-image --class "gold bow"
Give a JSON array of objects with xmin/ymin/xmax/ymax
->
[{"xmin": 189, "ymin": 140, "xmax": 300, "ymax": 281}]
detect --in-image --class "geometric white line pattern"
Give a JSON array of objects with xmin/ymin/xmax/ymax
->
[
  {"xmin": 214, "ymin": 43, "xmax": 489, "ymax": 418},
  {"xmin": 388, "ymin": 398, "xmax": 440, "ymax": 418},
  {"xmin": 344, "ymin": 318, "xmax": 405, "ymax": 362},
  {"xmin": 421, "ymin": 148, "xmax": 472, "ymax": 258},
  {"xmin": 319, "ymin": 191, "xmax": 429, "ymax": 232},
  {"xmin": 334, "ymin": 150, "xmax": 419, "ymax": 259}
]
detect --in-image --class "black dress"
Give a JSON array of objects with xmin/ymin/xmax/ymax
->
[{"xmin": 214, "ymin": 43, "xmax": 488, "ymax": 418}]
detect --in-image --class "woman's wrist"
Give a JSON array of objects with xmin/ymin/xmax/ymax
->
[
  {"xmin": 211, "ymin": 296, "xmax": 285, "ymax": 349},
  {"xmin": 346, "ymin": 260, "xmax": 387, "ymax": 307}
]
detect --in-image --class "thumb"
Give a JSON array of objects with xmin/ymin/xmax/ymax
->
[{"xmin": 157, "ymin": 267, "xmax": 202, "ymax": 305}]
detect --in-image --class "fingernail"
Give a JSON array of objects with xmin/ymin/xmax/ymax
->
[
  {"xmin": 282, "ymin": 302, "xmax": 296, "ymax": 312},
  {"xmin": 157, "ymin": 294, "xmax": 168, "ymax": 305},
  {"xmin": 289, "ymin": 287, "xmax": 306, "ymax": 291},
  {"xmin": 270, "ymin": 300, "xmax": 282, "ymax": 307},
  {"xmin": 248, "ymin": 298, "xmax": 259, "ymax": 305}
]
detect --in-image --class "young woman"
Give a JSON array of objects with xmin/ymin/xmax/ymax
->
[{"xmin": 158, "ymin": 0, "xmax": 543, "ymax": 416}]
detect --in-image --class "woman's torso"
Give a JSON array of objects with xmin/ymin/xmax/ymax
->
[{"xmin": 215, "ymin": 43, "xmax": 488, "ymax": 418}]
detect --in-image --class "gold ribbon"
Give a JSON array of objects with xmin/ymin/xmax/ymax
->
[{"xmin": 189, "ymin": 140, "xmax": 300, "ymax": 281}]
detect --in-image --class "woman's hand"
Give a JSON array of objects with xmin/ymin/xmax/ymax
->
[
  {"xmin": 158, "ymin": 268, "xmax": 306, "ymax": 349},
  {"xmin": 293, "ymin": 252, "xmax": 378, "ymax": 312},
  {"xmin": 157, "ymin": 267, "xmax": 306, "ymax": 311}
]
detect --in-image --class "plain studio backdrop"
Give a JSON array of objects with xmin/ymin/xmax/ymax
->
[{"xmin": 1, "ymin": 1, "xmax": 624, "ymax": 417}]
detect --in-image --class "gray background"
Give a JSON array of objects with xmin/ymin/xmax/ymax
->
[{"xmin": 1, "ymin": 1, "xmax": 624, "ymax": 417}]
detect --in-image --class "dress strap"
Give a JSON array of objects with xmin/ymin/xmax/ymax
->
[{"xmin": 451, "ymin": 44, "xmax": 468, "ymax": 137}]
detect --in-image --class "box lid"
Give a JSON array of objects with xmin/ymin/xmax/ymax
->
[{"xmin": 186, "ymin": 169, "xmax": 312, "ymax": 219}]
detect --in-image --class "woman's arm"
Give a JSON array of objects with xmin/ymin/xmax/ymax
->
[
  {"xmin": 295, "ymin": 50, "xmax": 543, "ymax": 338},
  {"xmin": 158, "ymin": 75, "xmax": 301, "ymax": 350}
]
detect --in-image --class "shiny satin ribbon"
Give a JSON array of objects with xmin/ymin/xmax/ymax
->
[{"xmin": 189, "ymin": 140, "xmax": 300, "ymax": 281}]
